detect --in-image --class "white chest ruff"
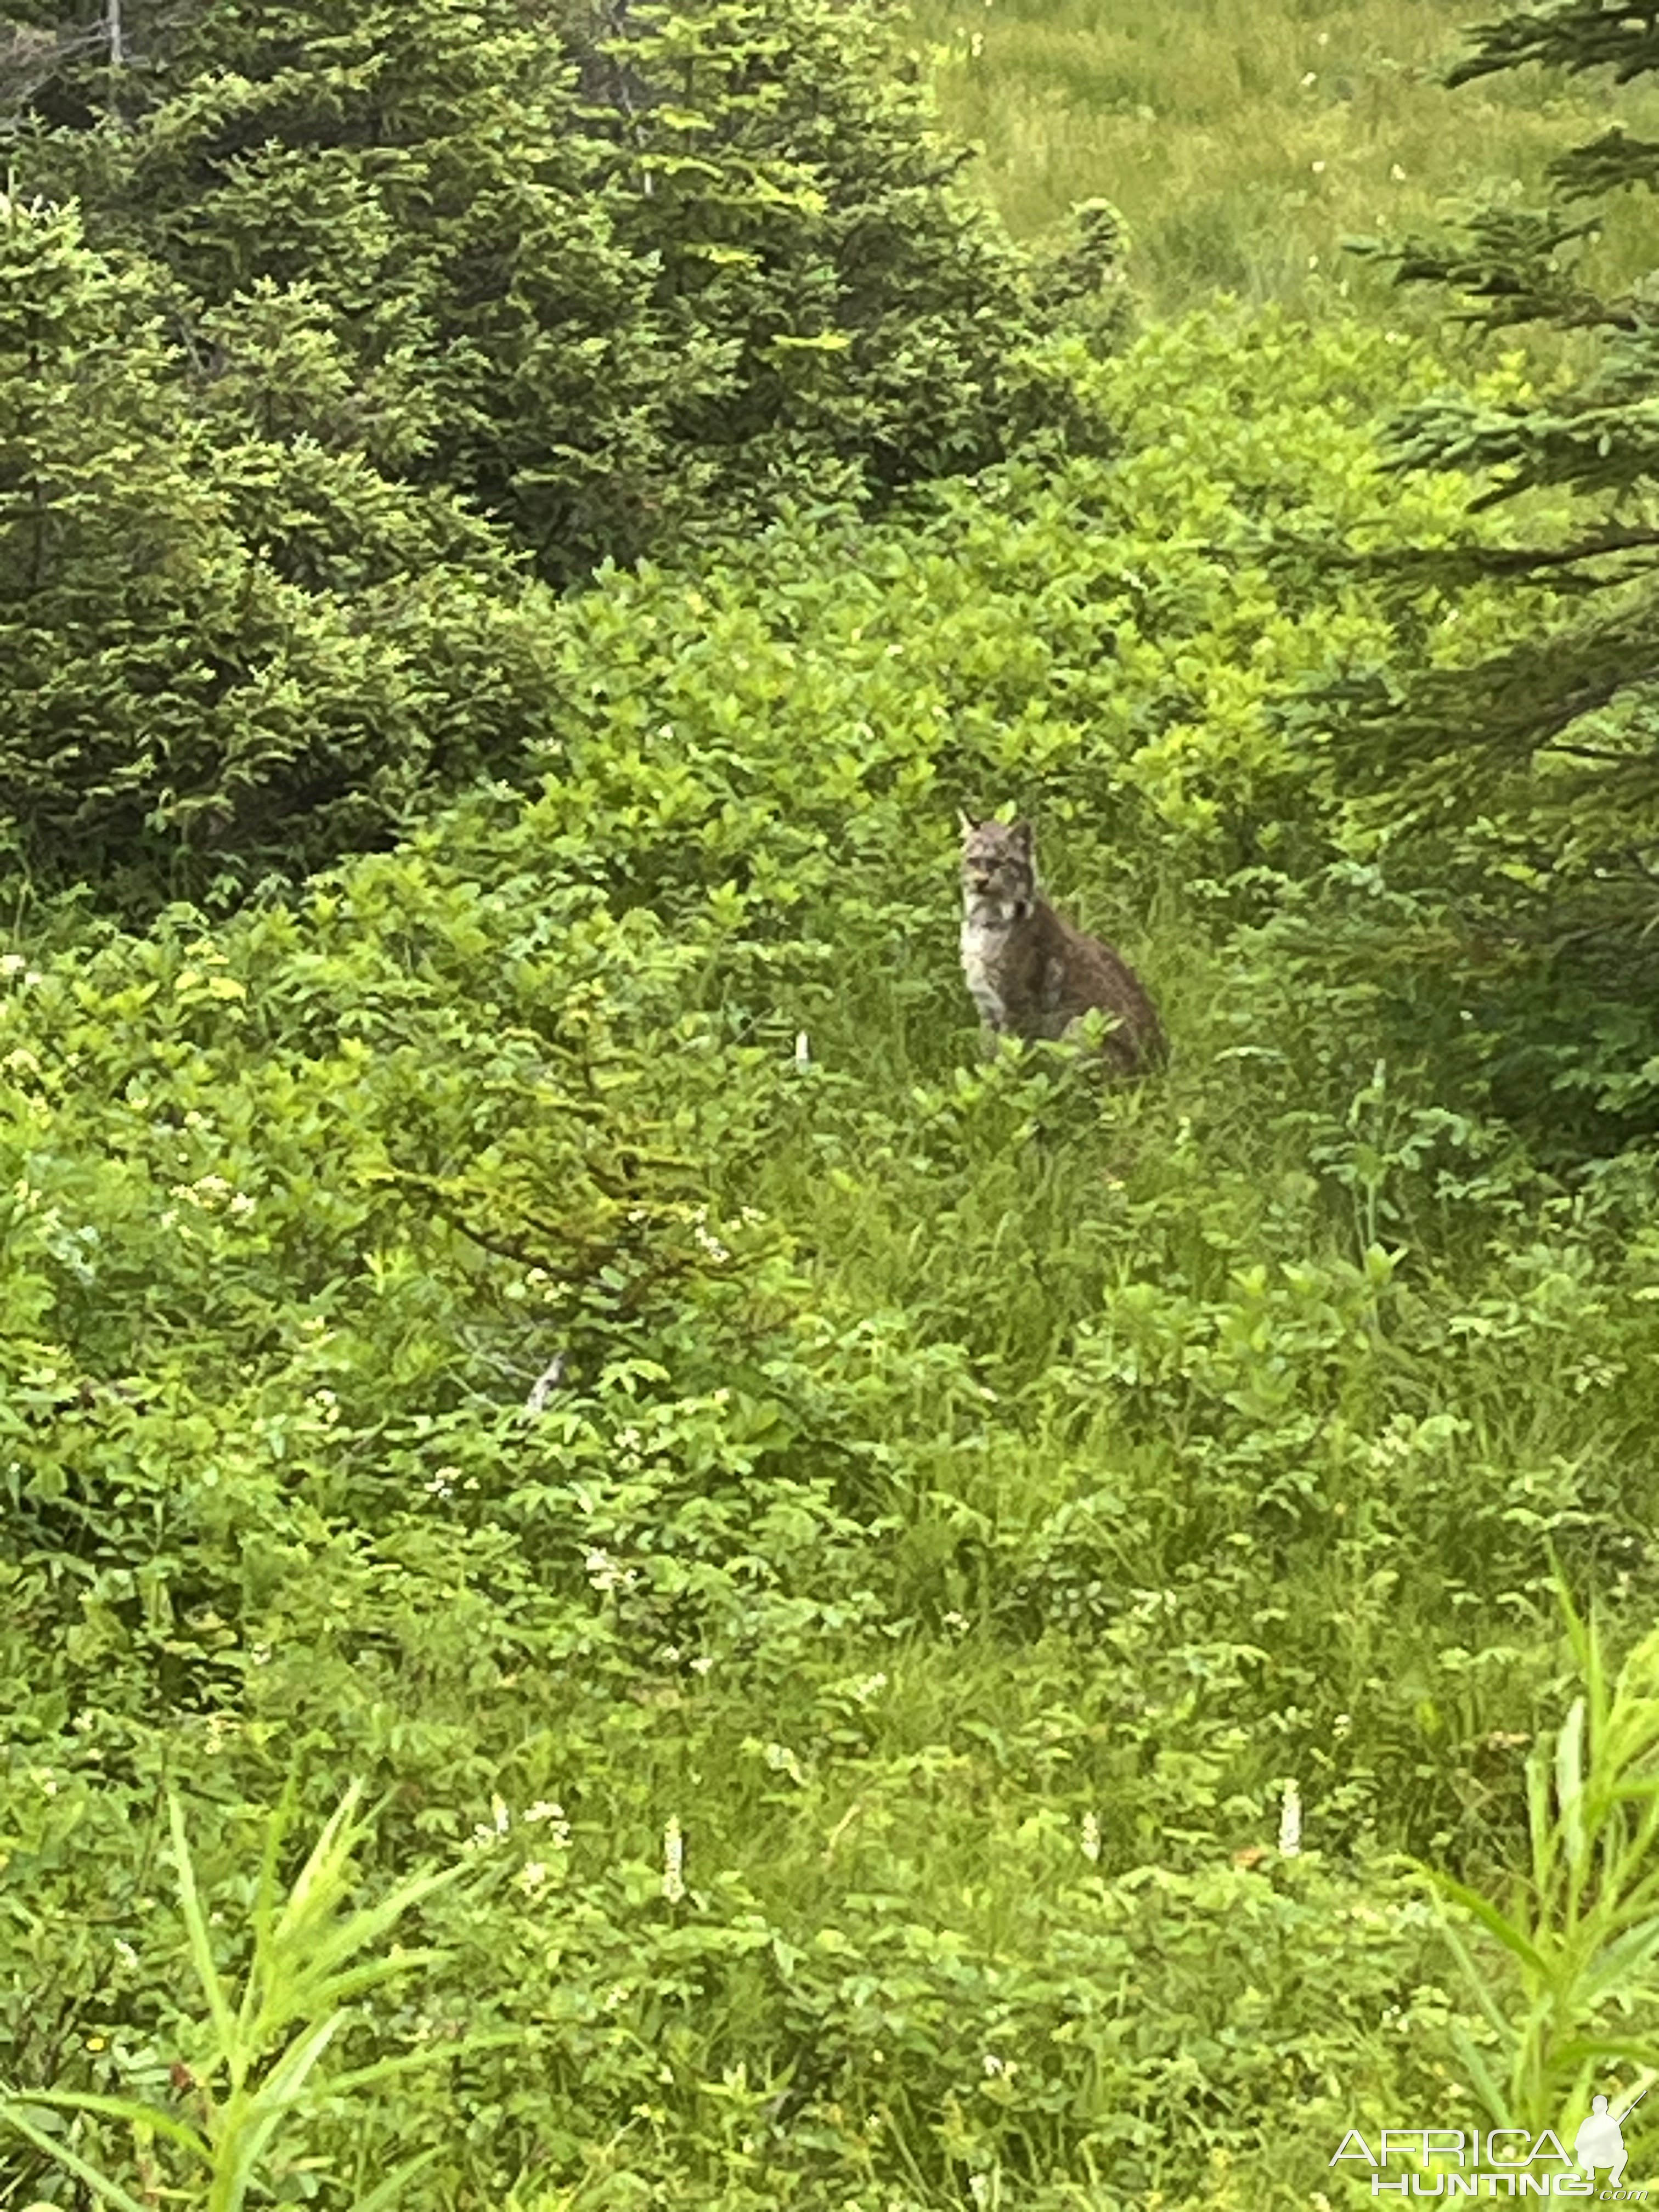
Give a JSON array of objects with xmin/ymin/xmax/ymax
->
[{"xmin": 961, "ymin": 901, "xmax": 1015, "ymax": 1028}]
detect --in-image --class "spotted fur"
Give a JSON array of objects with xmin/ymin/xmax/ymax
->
[{"xmin": 958, "ymin": 814, "xmax": 1164, "ymax": 1074}]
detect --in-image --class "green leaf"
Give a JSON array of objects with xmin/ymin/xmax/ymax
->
[
  {"xmin": 0, "ymin": 2100, "xmax": 154, "ymax": 2212},
  {"xmin": 170, "ymin": 1792, "xmax": 240, "ymax": 2078}
]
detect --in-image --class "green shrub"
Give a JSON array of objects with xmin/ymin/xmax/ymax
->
[{"xmin": 0, "ymin": 196, "xmax": 555, "ymax": 900}]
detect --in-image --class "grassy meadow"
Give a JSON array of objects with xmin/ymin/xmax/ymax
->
[{"xmin": 909, "ymin": 0, "xmax": 1659, "ymax": 313}]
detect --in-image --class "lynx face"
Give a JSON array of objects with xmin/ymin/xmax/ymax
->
[{"xmin": 960, "ymin": 816, "xmax": 1035, "ymax": 907}]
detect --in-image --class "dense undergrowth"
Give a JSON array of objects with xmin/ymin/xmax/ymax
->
[
  {"xmin": 10, "ymin": 0, "xmax": 1659, "ymax": 2198},
  {"xmin": 4, "ymin": 311, "xmax": 1658, "ymax": 2207}
]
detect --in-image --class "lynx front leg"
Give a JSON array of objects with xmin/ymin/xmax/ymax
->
[{"xmin": 967, "ymin": 977, "xmax": 1007, "ymax": 1059}]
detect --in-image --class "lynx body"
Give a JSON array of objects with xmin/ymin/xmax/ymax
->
[{"xmin": 958, "ymin": 815, "xmax": 1164, "ymax": 1075}]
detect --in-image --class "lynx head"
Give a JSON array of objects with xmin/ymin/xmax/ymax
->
[{"xmin": 959, "ymin": 813, "xmax": 1036, "ymax": 908}]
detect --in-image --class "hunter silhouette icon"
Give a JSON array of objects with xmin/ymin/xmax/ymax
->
[{"xmin": 1576, "ymin": 2086, "xmax": 1646, "ymax": 2186}]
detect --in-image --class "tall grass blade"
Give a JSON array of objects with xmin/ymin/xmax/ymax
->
[
  {"xmin": 1555, "ymin": 1698, "xmax": 1587, "ymax": 1888},
  {"xmin": 0, "ymin": 2085, "xmax": 209, "ymax": 2159},
  {"xmin": 168, "ymin": 1791, "xmax": 240, "ymax": 2074},
  {"xmin": 1430, "ymin": 1871, "xmax": 1554, "ymax": 1981},
  {"xmin": 0, "ymin": 2098, "xmax": 155, "ymax": 2212},
  {"xmin": 347, "ymin": 2145, "xmax": 442, "ymax": 2212}
]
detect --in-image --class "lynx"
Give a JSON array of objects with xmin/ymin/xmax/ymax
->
[{"xmin": 958, "ymin": 814, "xmax": 1164, "ymax": 1075}]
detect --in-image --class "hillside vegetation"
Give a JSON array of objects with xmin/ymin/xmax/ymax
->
[
  {"xmin": 910, "ymin": 0, "xmax": 1659, "ymax": 312},
  {"xmin": 1, "ymin": 306, "xmax": 1645, "ymax": 2209},
  {"xmin": 7, "ymin": 0, "xmax": 1659, "ymax": 2205}
]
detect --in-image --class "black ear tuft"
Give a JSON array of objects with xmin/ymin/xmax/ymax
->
[
  {"xmin": 957, "ymin": 809, "xmax": 978, "ymax": 837},
  {"xmin": 1012, "ymin": 819, "xmax": 1034, "ymax": 857}
]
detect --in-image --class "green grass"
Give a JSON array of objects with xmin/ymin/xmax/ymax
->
[{"xmin": 906, "ymin": 0, "xmax": 1659, "ymax": 314}]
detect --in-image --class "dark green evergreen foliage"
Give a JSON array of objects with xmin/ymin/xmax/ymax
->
[
  {"xmin": 10, "ymin": 0, "xmax": 1080, "ymax": 579},
  {"xmin": 0, "ymin": 0, "xmax": 1102, "ymax": 897},
  {"xmin": 0, "ymin": 194, "xmax": 555, "ymax": 903},
  {"xmin": 1446, "ymin": 1, "xmax": 1659, "ymax": 90},
  {"xmin": 1315, "ymin": 0, "xmax": 1659, "ymax": 1146},
  {"xmin": 551, "ymin": 0, "xmax": 1092, "ymax": 504}
]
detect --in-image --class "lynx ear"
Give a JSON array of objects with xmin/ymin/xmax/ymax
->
[
  {"xmin": 957, "ymin": 809, "xmax": 978, "ymax": 837},
  {"xmin": 1012, "ymin": 819, "xmax": 1035, "ymax": 857}
]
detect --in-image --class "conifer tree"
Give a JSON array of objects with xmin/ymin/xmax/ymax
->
[
  {"xmin": 0, "ymin": 0, "xmax": 1118, "ymax": 898},
  {"xmin": 8, "ymin": 0, "xmax": 1085, "ymax": 578},
  {"xmin": 0, "ymin": 194, "xmax": 550, "ymax": 901},
  {"xmin": 1324, "ymin": 0, "xmax": 1659, "ymax": 990}
]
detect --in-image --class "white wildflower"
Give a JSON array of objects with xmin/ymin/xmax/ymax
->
[
  {"xmin": 467, "ymin": 1795, "xmax": 513, "ymax": 1852},
  {"xmin": 1081, "ymin": 1811, "xmax": 1102, "ymax": 1864},
  {"xmin": 794, "ymin": 1031, "xmax": 811, "ymax": 1068},
  {"xmin": 1279, "ymin": 1780, "xmax": 1303, "ymax": 1858},
  {"xmin": 662, "ymin": 1815, "xmax": 686, "ymax": 1903},
  {"xmin": 523, "ymin": 1801, "xmax": 572, "ymax": 1848},
  {"xmin": 517, "ymin": 1860, "xmax": 550, "ymax": 1897},
  {"xmin": 692, "ymin": 1220, "xmax": 731, "ymax": 1263}
]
